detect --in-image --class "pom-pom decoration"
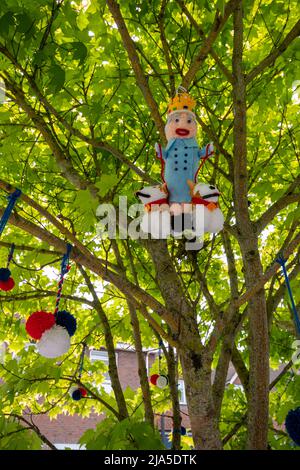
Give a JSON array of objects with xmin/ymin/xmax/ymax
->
[
  {"xmin": 149, "ymin": 373, "xmax": 169, "ymax": 389},
  {"xmin": 173, "ymin": 426, "xmax": 187, "ymax": 436},
  {"xmin": 150, "ymin": 374, "xmax": 160, "ymax": 385},
  {"xmin": 0, "ymin": 245, "xmax": 17, "ymax": 292},
  {"xmin": 25, "ymin": 311, "xmax": 56, "ymax": 340},
  {"xmin": 0, "ymin": 276, "xmax": 15, "ymax": 291},
  {"xmin": 37, "ymin": 324, "xmax": 70, "ymax": 358},
  {"xmin": 56, "ymin": 310, "xmax": 77, "ymax": 337},
  {"xmin": 156, "ymin": 374, "xmax": 169, "ymax": 389},
  {"xmin": 285, "ymin": 407, "xmax": 300, "ymax": 446},
  {"xmin": 26, "ymin": 244, "xmax": 76, "ymax": 359},
  {"xmin": 0, "ymin": 268, "xmax": 11, "ymax": 282},
  {"xmin": 78, "ymin": 387, "xmax": 87, "ymax": 397},
  {"xmin": 69, "ymin": 385, "xmax": 87, "ymax": 401}
]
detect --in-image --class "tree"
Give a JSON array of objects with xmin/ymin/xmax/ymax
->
[{"xmin": 0, "ymin": 0, "xmax": 299, "ymax": 450}]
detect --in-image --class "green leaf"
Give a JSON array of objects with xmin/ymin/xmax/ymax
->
[
  {"xmin": 48, "ymin": 64, "xmax": 65, "ymax": 93},
  {"xmin": 15, "ymin": 13, "xmax": 33, "ymax": 34},
  {"xmin": 71, "ymin": 41, "xmax": 88, "ymax": 65},
  {"xmin": 76, "ymin": 11, "xmax": 89, "ymax": 31},
  {"xmin": 95, "ymin": 174, "xmax": 118, "ymax": 196},
  {"xmin": 0, "ymin": 12, "xmax": 15, "ymax": 37}
]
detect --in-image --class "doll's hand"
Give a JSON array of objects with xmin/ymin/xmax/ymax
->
[{"xmin": 206, "ymin": 142, "xmax": 214, "ymax": 157}]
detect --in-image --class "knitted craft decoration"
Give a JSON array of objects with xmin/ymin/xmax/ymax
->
[{"xmin": 136, "ymin": 87, "xmax": 224, "ymax": 239}]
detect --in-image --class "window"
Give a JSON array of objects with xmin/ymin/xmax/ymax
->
[
  {"xmin": 90, "ymin": 350, "xmax": 116, "ymax": 393},
  {"xmin": 178, "ymin": 379, "xmax": 187, "ymax": 405}
]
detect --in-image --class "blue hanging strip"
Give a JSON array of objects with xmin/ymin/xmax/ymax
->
[
  {"xmin": 7, "ymin": 243, "xmax": 15, "ymax": 268},
  {"xmin": 158, "ymin": 338, "xmax": 163, "ymax": 374},
  {"xmin": 61, "ymin": 243, "xmax": 72, "ymax": 276},
  {"xmin": 54, "ymin": 243, "xmax": 72, "ymax": 316},
  {"xmin": 276, "ymin": 253, "xmax": 300, "ymax": 335},
  {"xmin": 0, "ymin": 189, "xmax": 22, "ymax": 236}
]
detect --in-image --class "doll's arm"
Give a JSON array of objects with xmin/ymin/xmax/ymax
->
[
  {"xmin": 155, "ymin": 142, "xmax": 167, "ymax": 160},
  {"xmin": 199, "ymin": 142, "xmax": 214, "ymax": 159}
]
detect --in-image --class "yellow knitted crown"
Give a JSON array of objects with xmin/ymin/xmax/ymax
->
[{"xmin": 167, "ymin": 87, "xmax": 196, "ymax": 115}]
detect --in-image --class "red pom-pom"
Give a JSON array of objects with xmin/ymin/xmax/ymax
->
[
  {"xmin": 0, "ymin": 277, "xmax": 15, "ymax": 292},
  {"xmin": 26, "ymin": 311, "xmax": 56, "ymax": 340},
  {"xmin": 149, "ymin": 374, "xmax": 159, "ymax": 385},
  {"xmin": 79, "ymin": 387, "xmax": 87, "ymax": 397}
]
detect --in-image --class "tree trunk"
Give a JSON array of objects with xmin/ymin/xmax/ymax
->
[
  {"xmin": 239, "ymin": 240, "xmax": 269, "ymax": 449},
  {"xmin": 128, "ymin": 303, "xmax": 155, "ymax": 426},
  {"xmin": 180, "ymin": 341, "xmax": 222, "ymax": 450},
  {"xmin": 147, "ymin": 240, "xmax": 222, "ymax": 449},
  {"xmin": 166, "ymin": 342, "xmax": 182, "ymax": 450},
  {"xmin": 232, "ymin": 2, "xmax": 269, "ymax": 448}
]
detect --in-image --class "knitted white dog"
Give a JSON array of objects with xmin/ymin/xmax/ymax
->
[
  {"xmin": 136, "ymin": 184, "xmax": 171, "ymax": 238},
  {"xmin": 188, "ymin": 180, "xmax": 224, "ymax": 234}
]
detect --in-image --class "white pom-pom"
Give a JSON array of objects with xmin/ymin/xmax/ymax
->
[
  {"xmin": 37, "ymin": 325, "xmax": 70, "ymax": 358},
  {"xmin": 69, "ymin": 386, "xmax": 78, "ymax": 397},
  {"xmin": 156, "ymin": 374, "xmax": 169, "ymax": 389}
]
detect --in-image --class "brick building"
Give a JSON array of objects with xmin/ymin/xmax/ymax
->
[
  {"xmin": 33, "ymin": 344, "xmax": 242, "ymax": 449},
  {"xmin": 32, "ymin": 344, "xmax": 197, "ymax": 449}
]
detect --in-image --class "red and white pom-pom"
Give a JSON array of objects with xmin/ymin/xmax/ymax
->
[
  {"xmin": 37, "ymin": 324, "xmax": 70, "ymax": 358},
  {"xmin": 26, "ymin": 311, "xmax": 56, "ymax": 340},
  {"xmin": 69, "ymin": 385, "xmax": 87, "ymax": 401}
]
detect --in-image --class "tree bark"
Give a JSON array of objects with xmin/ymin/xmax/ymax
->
[
  {"xmin": 128, "ymin": 303, "xmax": 155, "ymax": 426},
  {"xmin": 78, "ymin": 265, "xmax": 129, "ymax": 420},
  {"xmin": 147, "ymin": 240, "xmax": 222, "ymax": 449},
  {"xmin": 232, "ymin": 2, "xmax": 269, "ymax": 449}
]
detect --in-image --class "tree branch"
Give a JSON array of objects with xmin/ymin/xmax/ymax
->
[
  {"xmin": 0, "ymin": 207, "xmax": 178, "ymax": 331},
  {"xmin": 106, "ymin": 0, "xmax": 166, "ymax": 143},
  {"xmin": 232, "ymin": 231, "xmax": 300, "ymax": 311},
  {"xmin": 0, "ymin": 43, "xmax": 156, "ymax": 184},
  {"xmin": 2, "ymin": 74, "xmax": 100, "ymax": 198},
  {"xmin": 182, "ymin": 0, "xmax": 238, "ymax": 89},
  {"xmin": 246, "ymin": 19, "xmax": 300, "ymax": 84},
  {"xmin": 255, "ymin": 187, "xmax": 300, "ymax": 233},
  {"xmin": 176, "ymin": 0, "xmax": 234, "ymax": 83}
]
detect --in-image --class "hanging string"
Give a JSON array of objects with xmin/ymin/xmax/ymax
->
[
  {"xmin": 7, "ymin": 243, "xmax": 15, "ymax": 268},
  {"xmin": 276, "ymin": 253, "xmax": 300, "ymax": 335},
  {"xmin": 0, "ymin": 189, "xmax": 22, "ymax": 236},
  {"xmin": 176, "ymin": 85, "xmax": 187, "ymax": 94},
  {"xmin": 158, "ymin": 338, "xmax": 163, "ymax": 375},
  {"xmin": 54, "ymin": 243, "xmax": 72, "ymax": 317}
]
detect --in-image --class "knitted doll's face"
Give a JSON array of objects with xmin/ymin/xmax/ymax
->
[{"xmin": 165, "ymin": 111, "xmax": 197, "ymax": 141}]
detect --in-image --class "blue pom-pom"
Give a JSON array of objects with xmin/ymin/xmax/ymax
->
[
  {"xmin": 181, "ymin": 426, "xmax": 187, "ymax": 436},
  {"xmin": 285, "ymin": 407, "xmax": 300, "ymax": 446},
  {"xmin": 56, "ymin": 310, "xmax": 77, "ymax": 337},
  {"xmin": 0, "ymin": 268, "xmax": 11, "ymax": 282},
  {"xmin": 71, "ymin": 389, "xmax": 82, "ymax": 401}
]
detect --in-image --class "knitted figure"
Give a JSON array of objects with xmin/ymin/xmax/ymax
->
[{"xmin": 155, "ymin": 87, "xmax": 214, "ymax": 215}]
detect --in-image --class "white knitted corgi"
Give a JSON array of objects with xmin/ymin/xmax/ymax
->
[
  {"xmin": 136, "ymin": 184, "xmax": 171, "ymax": 238},
  {"xmin": 188, "ymin": 180, "xmax": 224, "ymax": 234}
]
